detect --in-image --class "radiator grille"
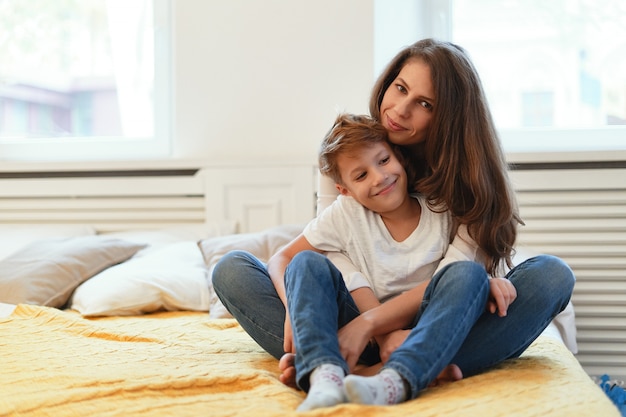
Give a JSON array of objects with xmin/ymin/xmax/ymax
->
[
  {"xmin": 0, "ymin": 170, "xmax": 206, "ymax": 232},
  {"xmin": 511, "ymin": 168, "xmax": 626, "ymax": 380}
]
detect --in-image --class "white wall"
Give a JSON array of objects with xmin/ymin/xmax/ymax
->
[{"xmin": 173, "ymin": 0, "xmax": 375, "ymax": 164}]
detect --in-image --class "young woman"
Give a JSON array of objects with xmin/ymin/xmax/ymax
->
[{"xmin": 212, "ymin": 38, "xmax": 575, "ymax": 407}]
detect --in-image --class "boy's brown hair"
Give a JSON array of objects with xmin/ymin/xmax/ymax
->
[{"xmin": 318, "ymin": 113, "xmax": 415, "ymax": 188}]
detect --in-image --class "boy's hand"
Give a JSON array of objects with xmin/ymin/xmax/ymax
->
[{"xmin": 488, "ymin": 277, "xmax": 517, "ymax": 317}]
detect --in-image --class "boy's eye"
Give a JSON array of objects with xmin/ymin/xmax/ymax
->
[
  {"xmin": 379, "ymin": 156, "xmax": 390, "ymax": 165},
  {"xmin": 354, "ymin": 171, "xmax": 367, "ymax": 181}
]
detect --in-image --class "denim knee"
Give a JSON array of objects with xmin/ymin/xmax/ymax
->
[
  {"xmin": 284, "ymin": 251, "xmax": 328, "ymax": 288},
  {"xmin": 434, "ymin": 261, "xmax": 489, "ymax": 287},
  {"xmin": 425, "ymin": 261, "xmax": 490, "ymax": 305},
  {"xmin": 212, "ymin": 250, "xmax": 255, "ymax": 296},
  {"xmin": 534, "ymin": 254, "xmax": 575, "ymax": 289},
  {"xmin": 290, "ymin": 250, "xmax": 326, "ymax": 267},
  {"xmin": 511, "ymin": 254, "xmax": 575, "ymax": 311}
]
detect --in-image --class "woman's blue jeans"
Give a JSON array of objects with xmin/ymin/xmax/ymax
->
[{"xmin": 212, "ymin": 250, "xmax": 574, "ymax": 398}]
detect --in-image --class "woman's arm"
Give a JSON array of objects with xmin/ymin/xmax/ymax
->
[
  {"xmin": 317, "ymin": 174, "xmax": 373, "ymax": 293},
  {"xmin": 267, "ymin": 234, "xmax": 322, "ymax": 354},
  {"xmin": 266, "ymin": 234, "xmax": 320, "ymax": 306},
  {"xmin": 360, "ymin": 280, "xmax": 430, "ymax": 337},
  {"xmin": 317, "ymin": 173, "xmax": 339, "ymax": 216}
]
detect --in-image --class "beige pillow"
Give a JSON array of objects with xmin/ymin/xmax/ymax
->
[
  {"xmin": 0, "ymin": 236, "xmax": 145, "ymax": 308},
  {"xmin": 198, "ymin": 223, "xmax": 305, "ymax": 266},
  {"xmin": 198, "ymin": 223, "xmax": 305, "ymax": 318},
  {"xmin": 0, "ymin": 224, "xmax": 96, "ymax": 261}
]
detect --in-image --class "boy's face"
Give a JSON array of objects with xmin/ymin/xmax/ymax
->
[{"xmin": 336, "ymin": 141, "xmax": 409, "ymax": 214}]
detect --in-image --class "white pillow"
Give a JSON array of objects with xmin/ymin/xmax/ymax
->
[{"xmin": 71, "ymin": 241, "xmax": 211, "ymax": 317}]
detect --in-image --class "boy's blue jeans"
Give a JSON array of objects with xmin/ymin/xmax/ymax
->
[{"xmin": 213, "ymin": 250, "xmax": 574, "ymax": 398}]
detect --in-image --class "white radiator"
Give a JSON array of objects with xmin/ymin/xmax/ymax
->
[
  {"xmin": 0, "ymin": 164, "xmax": 317, "ymax": 233},
  {"xmin": 510, "ymin": 164, "xmax": 626, "ymax": 380},
  {"xmin": 0, "ymin": 169, "xmax": 206, "ymax": 232}
]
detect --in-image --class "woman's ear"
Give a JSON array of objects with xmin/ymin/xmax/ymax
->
[{"xmin": 335, "ymin": 183, "xmax": 351, "ymax": 196}]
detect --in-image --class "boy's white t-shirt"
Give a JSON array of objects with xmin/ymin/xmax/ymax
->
[{"xmin": 304, "ymin": 194, "xmax": 451, "ymax": 302}]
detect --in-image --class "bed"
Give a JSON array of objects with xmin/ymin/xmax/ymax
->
[
  {"xmin": 0, "ymin": 223, "xmax": 619, "ymax": 417},
  {"xmin": 0, "ymin": 164, "xmax": 621, "ymax": 416}
]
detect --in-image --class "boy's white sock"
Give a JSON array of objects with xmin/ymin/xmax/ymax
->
[
  {"xmin": 296, "ymin": 363, "xmax": 346, "ymax": 412},
  {"xmin": 344, "ymin": 368, "xmax": 407, "ymax": 405}
]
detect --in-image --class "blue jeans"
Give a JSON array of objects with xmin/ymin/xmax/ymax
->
[{"xmin": 212, "ymin": 250, "xmax": 575, "ymax": 398}]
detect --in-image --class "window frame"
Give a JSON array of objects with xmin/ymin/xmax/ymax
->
[{"xmin": 0, "ymin": 0, "xmax": 172, "ymax": 162}]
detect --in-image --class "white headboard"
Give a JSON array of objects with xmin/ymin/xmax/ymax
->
[{"xmin": 0, "ymin": 162, "xmax": 317, "ymax": 234}]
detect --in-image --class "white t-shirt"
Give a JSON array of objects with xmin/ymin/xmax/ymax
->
[
  {"xmin": 304, "ymin": 194, "xmax": 450, "ymax": 301},
  {"xmin": 313, "ymin": 174, "xmax": 484, "ymax": 300}
]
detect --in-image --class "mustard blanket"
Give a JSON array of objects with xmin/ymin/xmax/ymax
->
[{"xmin": 0, "ymin": 304, "xmax": 619, "ymax": 417}]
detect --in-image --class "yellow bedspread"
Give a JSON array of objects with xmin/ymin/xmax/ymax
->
[{"xmin": 1, "ymin": 304, "xmax": 619, "ymax": 417}]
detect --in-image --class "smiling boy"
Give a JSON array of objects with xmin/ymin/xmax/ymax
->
[{"xmin": 265, "ymin": 113, "xmax": 454, "ymax": 411}]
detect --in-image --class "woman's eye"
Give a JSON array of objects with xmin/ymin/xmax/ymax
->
[
  {"xmin": 395, "ymin": 84, "xmax": 407, "ymax": 94},
  {"xmin": 419, "ymin": 100, "xmax": 433, "ymax": 110}
]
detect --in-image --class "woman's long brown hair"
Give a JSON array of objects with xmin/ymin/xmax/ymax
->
[{"xmin": 370, "ymin": 38, "xmax": 522, "ymax": 276}]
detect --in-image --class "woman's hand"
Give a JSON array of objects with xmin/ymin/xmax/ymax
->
[
  {"xmin": 376, "ymin": 329, "xmax": 410, "ymax": 363},
  {"xmin": 487, "ymin": 277, "xmax": 517, "ymax": 317},
  {"xmin": 283, "ymin": 312, "xmax": 295, "ymax": 354}
]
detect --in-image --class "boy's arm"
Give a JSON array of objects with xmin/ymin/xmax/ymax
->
[{"xmin": 350, "ymin": 287, "xmax": 380, "ymax": 312}]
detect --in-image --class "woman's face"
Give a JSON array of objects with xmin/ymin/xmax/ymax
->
[{"xmin": 379, "ymin": 58, "xmax": 435, "ymax": 146}]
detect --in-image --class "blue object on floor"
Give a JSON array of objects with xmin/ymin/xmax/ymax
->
[{"xmin": 598, "ymin": 374, "xmax": 626, "ymax": 417}]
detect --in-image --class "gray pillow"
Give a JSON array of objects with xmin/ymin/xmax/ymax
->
[{"xmin": 0, "ymin": 236, "xmax": 145, "ymax": 308}]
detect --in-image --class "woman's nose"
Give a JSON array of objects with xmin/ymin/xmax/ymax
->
[{"xmin": 394, "ymin": 97, "xmax": 411, "ymax": 118}]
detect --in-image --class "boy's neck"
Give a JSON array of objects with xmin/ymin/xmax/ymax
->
[{"xmin": 380, "ymin": 195, "xmax": 421, "ymax": 242}]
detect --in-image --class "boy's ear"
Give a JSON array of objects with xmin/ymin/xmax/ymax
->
[{"xmin": 335, "ymin": 183, "xmax": 351, "ymax": 196}]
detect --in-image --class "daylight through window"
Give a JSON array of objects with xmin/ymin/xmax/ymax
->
[{"xmin": 0, "ymin": 0, "xmax": 170, "ymax": 161}]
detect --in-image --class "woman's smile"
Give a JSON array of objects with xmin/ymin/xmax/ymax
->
[{"xmin": 385, "ymin": 115, "xmax": 406, "ymax": 132}]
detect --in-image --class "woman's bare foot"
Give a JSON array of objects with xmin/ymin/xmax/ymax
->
[
  {"xmin": 278, "ymin": 353, "xmax": 299, "ymax": 389},
  {"xmin": 428, "ymin": 364, "xmax": 463, "ymax": 387},
  {"xmin": 353, "ymin": 363, "xmax": 382, "ymax": 376}
]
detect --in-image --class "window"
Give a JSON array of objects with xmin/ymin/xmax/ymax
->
[
  {"xmin": 374, "ymin": 0, "xmax": 626, "ymax": 155},
  {"xmin": 522, "ymin": 92, "xmax": 554, "ymax": 127},
  {"xmin": 0, "ymin": 0, "xmax": 171, "ymax": 161}
]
